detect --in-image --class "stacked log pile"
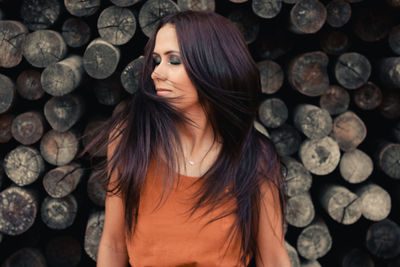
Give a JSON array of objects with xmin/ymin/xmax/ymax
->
[{"xmin": 0, "ymin": 0, "xmax": 400, "ymax": 266}]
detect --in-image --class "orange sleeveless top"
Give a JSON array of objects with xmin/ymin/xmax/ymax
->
[{"xmin": 125, "ymin": 161, "xmax": 250, "ymax": 267}]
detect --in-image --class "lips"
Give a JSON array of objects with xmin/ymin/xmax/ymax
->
[{"xmin": 156, "ymin": 88, "xmax": 172, "ymax": 96}]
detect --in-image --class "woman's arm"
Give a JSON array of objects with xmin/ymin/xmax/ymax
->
[{"xmin": 256, "ymin": 182, "xmax": 291, "ymax": 267}]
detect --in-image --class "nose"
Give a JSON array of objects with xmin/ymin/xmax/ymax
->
[{"xmin": 151, "ymin": 64, "xmax": 167, "ymax": 81}]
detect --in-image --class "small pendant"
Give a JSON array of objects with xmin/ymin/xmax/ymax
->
[{"xmin": 188, "ymin": 160, "xmax": 195, "ymax": 166}]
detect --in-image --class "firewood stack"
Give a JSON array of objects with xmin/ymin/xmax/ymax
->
[{"xmin": 0, "ymin": 0, "xmax": 399, "ymax": 266}]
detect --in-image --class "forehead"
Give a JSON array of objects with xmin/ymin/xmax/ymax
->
[{"xmin": 153, "ymin": 24, "xmax": 179, "ymax": 52}]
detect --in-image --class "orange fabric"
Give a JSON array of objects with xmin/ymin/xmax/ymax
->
[{"xmin": 126, "ymin": 161, "xmax": 249, "ymax": 267}]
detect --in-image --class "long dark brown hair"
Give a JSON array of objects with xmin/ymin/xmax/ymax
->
[{"xmin": 85, "ymin": 10, "xmax": 286, "ymax": 266}]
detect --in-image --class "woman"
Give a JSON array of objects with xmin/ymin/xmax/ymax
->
[{"xmin": 95, "ymin": 10, "xmax": 290, "ymax": 267}]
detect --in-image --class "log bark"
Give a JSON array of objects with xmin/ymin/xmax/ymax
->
[
  {"xmin": 121, "ymin": 56, "xmax": 144, "ymax": 94},
  {"xmin": 44, "ymin": 94, "xmax": 84, "ymax": 132},
  {"xmin": 40, "ymin": 129, "xmax": 79, "ymax": 166},
  {"xmin": 293, "ymin": 104, "xmax": 332, "ymax": 139},
  {"xmin": 378, "ymin": 143, "xmax": 400, "ymax": 179},
  {"xmin": 41, "ymin": 55, "xmax": 84, "ymax": 96},
  {"xmin": 41, "ymin": 194, "xmax": 78, "ymax": 230},
  {"xmin": 257, "ymin": 60, "xmax": 284, "ymax": 94},
  {"xmin": 288, "ymin": 51, "xmax": 329, "ymax": 97},
  {"xmin": 62, "ymin": 18, "xmax": 91, "ymax": 48},
  {"xmin": 87, "ymin": 169, "xmax": 107, "ymax": 207},
  {"xmin": 44, "ymin": 235, "xmax": 82, "ymax": 267},
  {"xmin": 319, "ymin": 184, "xmax": 362, "ymax": 225},
  {"xmin": 43, "ymin": 163, "xmax": 84, "ymax": 199},
  {"xmin": 289, "ymin": 0, "xmax": 327, "ymax": 34},
  {"xmin": 93, "ymin": 74, "xmax": 123, "ymax": 106},
  {"xmin": 177, "ymin": 0, "xmax": 215, "ymax": 11},
  {"xmin": 379, "ymin": 91, "xmax": 400, "ymax": 119},
  {"xmin": 0, "ymin": 113, "xmax": 14, "ymax": 143},
  {"xmin": 16, "ymin": 70, "xmax": 45, "ymax": 100},
  {"xmin": 286, "ymin": 193, "xmax": 315, "ymax": 228},
  {"xmin": 228, "ymin": 9, "xmax": 259, "ymax": 44},
  {"xmin": 0, "ymin": 20, "xmax": 28, "ymax": 68},
  {"xmin": 299, "ymin": 136, "xmax": 340, "ymax": 175},
  {"xmin": 138, "ymin": 0, "xmax": 180, "ymax": 38},
  {"xmin": 353, "ymin": 81, "xmax": 383, "ymax": 110},
  {"xmin": 379, "ymin": 57, "xmax": 400, "ymax": 89},
  {"xmin": 320, "ymin": 29, "xmax": 350, "ymax": 55},
  {"xmin": 331, "ymin": 111, "xmax": 367, "ymax": 152},
  {"xmin": 3, "ymin": 146, "xmax": 45, "ymax": 186},
  {"xmin": 11, "ymin": 111, "xmax": 45, "ymax": 145},
  {"xmin": 258, "ymin": 98, "xmax": 288, "ymax": 129},
  {"xmin": 388, "ymin": 25, "xmax": 400, "ymax": 55},
  {"xmin": 342, "ymin": 248, "xmax": 374, "ymax": 267},
  {"xmin": 82, "ymin": 119, "xmax": 108, "ymax": 157},
  {"xmin": 355, "ymin": 183, "xmax": 391, "ymax": 221},
  {"xmin": 251, "ymin": 0, "xmax": 282, "ymax": 19},
  {"xmin": 270, "ymin": 124, "xmax": 302, "ymax": 157},
  {"xmin": 84, "ymin": 210, "xmax": 105, "ymax": 261},
  {"xmin": 319, "ymin": 85, "xmax": 350, "ymax": 115},
  {"xmin": 366, "ymin": 219, "xmax": 400, "ymax": 259},
  {"xmin": 281, "ymin": 157, "xmax": 312, "ymax": 197},
  {"xmin": 0, "ymin": 186, "xmax": 38, "ymax": 235},
  {"xmin": 64, "ymin": 0, "xmax": 101, "ymax": 17},
  {"xmin": 97, "ymin": 6, "xmax": 136, "ymax": 46},
  {"xmin": 326, "ymin": 0, "xmax": 351, "ymax": 28},
  {"xmin": 286, "ymin": 242, "xmax": 301, "ymax": 267},
  {"xmin": 339, "ymin": 149, "xmax": 373, "ymax": 184},
  {"xmin": 23, "ymin": 30, "xmax": 67, "ymax": 68},
  {"xmin": 334, "ymin": 52, "xmax": 371, "ymax": 90},
  {"xmin": 0, "ymin": 73, "xmax": 16, "ymax": 114},
  {"xmin": 1, "ymin": 247, "xmax": 46, "ymax": 267},
  {"xmin": 297, "ymin": 219, "xmax": 332, "ymax": 260},
  {"xmin": 83, "ymin": 38, "xmax": 120, "ymax": 79},
  {"xmin": 20, "ymin": 0, "xmax": 61, "ymax": 30},
  {"xmin": 111, "ymin": 0, "xmax": 141, "ymax": 7},
  {"xmin": 301, "ymin": 260, "xmax": 321, "ymax": 267}
]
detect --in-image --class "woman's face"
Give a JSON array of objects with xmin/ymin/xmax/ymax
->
[{"xmin": 151, "ymin": 24, "xmax": 200, "ymax": 111}]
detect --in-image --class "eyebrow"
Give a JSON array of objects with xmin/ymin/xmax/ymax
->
[{"xmin": 152, "ymin": 50, "xmax": 180, "ymax": 56}]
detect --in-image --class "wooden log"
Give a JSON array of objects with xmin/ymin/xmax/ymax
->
[
  {"xmin": 319, "ymin": 184, "xmax": 362, "ymax": 225},
  {"xmin": 320, "ymin": 29, "xmax": 350, "ymax": 55},
  {"xmin": 258, "ymin": 98, "xmax": 288, "ymax": 129},
  {"xmin": 93, "ymin": 73, "xmax": 123, "ymax": 106},
  {"xmin": 296, "ymin": 219, "xmax": 332, "ymax": 260},
  {"xmin": 355, "ymin": 183, "xmax": 391, "ymax": 221},
  {"xmin": 319, "ymin": 85, "xmax": 349, "ymax": 115},
  {"xmin": 326, "ymin": 0, "xmax": 351, "ymax": 28},
  {"xmin": 288, "ymin": 51, "xmax": 329, "ymax": 97},
  {"xmin": 3, "ymin": 146, "xmax": 45, "ymax": 186},
  {"xmin": 283, "ymin": 0, "xmax": 296, "ymax": 3},
  {"xmin": 366, "ymin": 219, "xmax": 400, "ymax": 259},
  {"xmin": 0, "ymin": 186, "xmax": 39, "ymax": 235},
  {"xmin": 177, "ymin": 0, "xmax": 215, "ymax": 11},
  {"xmin": 286, "ymin": 241, "xmax": 301, "ymax": 267},
  {"xmin": 301, "ymin": 260, "xmax": 321, "ymax": 267},
  {"xmin": 253, "ymin": 120, "xmax": 270, "ymax": 138},
  {"xmin": 270, "ymin": 124, "xmax": 302, "ymax": 157},
  {"xmin": 43, "ymin": 163, "xmax": 84, "ymax": 198},
  {"xmin": 379, "ymin": 57, "xmax": 400, "ymax": 89},
  {"xmin": 111, "ymin": 0, "xmax": 141, "ymax": 7},
  {"xmin": 281, "ymin": 157, "xmax": 312, "ymax": 197},
  {"xmin": 335, "ymin": 52, "xmax": 371, "ymax": 90},
  {"xmin": 388, "ymin": 25, "xmax": 400, "ymax": 55},
  {"xmin": 257, "ymin": 60, "xmax": 284, "ymax": 94},
  {"xmin": 41, "ymin": 194, "xmax": 78, "ymax": 230},
  {"xmin": 386, "ymin": 0, "xmax": 400, "ymax": 8},
  {"xmin": 44, "ymin": 235, "xmax": 82, "ymax": 267},
  {"xmin": 289, "ymin": 0, "xmax": 327, "ymax": 34},
  {"xmin": 299, "ymin": 136, "xmax": 340, "ymax": 175},
  {"xmin": 23, "ymin": 30, "xmax": 67, "ymax": 68},
  {"xmin": 40, "ymin": 129, "xmax": 79, "ymax": 166},
  {"xmin": 342, "ymin": 248, "xmax": 374, "ymax": 267},
  {"xmin": 379, "ymin": 91, "xmax": 400, "ymax": 119},
  {"xmin": 16, "ymin": 70, "xmax": 45, "ymax": 100},
  {"xmin": 97, "ymin": 6, "xmax": 136, "ymax": 46},
  {"xmin": 87, "ymin": 169, "xmax": 107, "ymax": 207},
  {"xmin": 82, "ymin": 119, "xmax": 108, "ymax": 157},
  {"xmin": 293, "ymin": 104, "xmax": 332, "ymax": 139},
  {"xmin": 41, "ymin": 55, "xmax": 84, "ymax": 96},
  {"xmin": 377, "ymin": 143, "xmax": 400, "ymax": 179},
  {"xmin": 0, "ymin": 73, "xmax": 16, "ymax": 114},
  {"xmin": 44, "ymin": 94, "xmax": 84, "ymax": 132},
  {"xmin": 83, "ymin": 38, "xmax": 120, "ymax": 79},
  {"xmin": 121, "ymin": 56, "xmax": 144, "ymax": 94},
  {"xmin": 11, "ymin": 111, "xmax": 45, "ymax": 145},
  {"xmin": 1, "ymin": 247, "xmax": 46, "ymax": 267},
  {"xmin": 251, "ymin": 0, "xmax": 282, "ymax": 19},
  {"xmin": 339, "ymin": 149, "xmax": 373, "ymax": 184},
  {"xmin": 138, "ymin": 0, "xmax": 180, "ymax": 38},
  {"xmin": 353, "ymin": 81, "xmax": 383, "ymax": 110},
  {"xmin": 0, "ymin": 113, "xmax": 14, "ymax": 143},
  {"xmin": 286, "ymin": 193, "xmax": 315, "ymax": 228},
  {"xmin": 0, "ymin": 20, "xmax": 28, "ymax": 68},
  {"xmin": 62, "ymin": 18, "xmax": 91, "ymax": 48},
  {"xmin": 228, "ymin": 9, "xmax": 259, "ymax": 44},
  {"xmin": 64, "ymin": 0, "xmax": 101, "ymax": 17},
  {"xmin": 331, "ymin": 111, "xmax": 367, "ymax": 152},
  {"xmin": 20, "ymin": 0, "xmax": 61, "ymax": 30},
  {"xmin": 84, "ymin": 210, "xmax": 105, "ymax": 261}
]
